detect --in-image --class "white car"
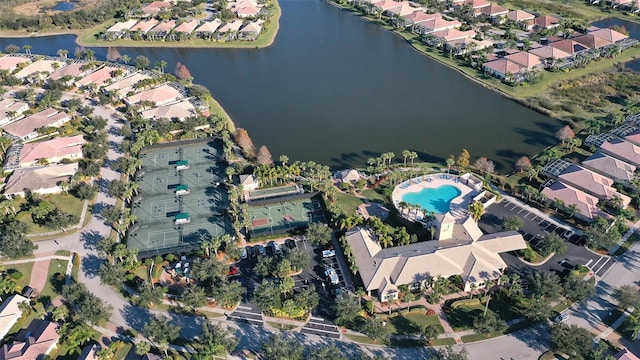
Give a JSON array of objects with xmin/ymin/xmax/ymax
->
[
  {"xmin": 562, "ymin": 230, "xmax": 575, "ymax": 239},
  {"xmin": 322, "ymin": 249, "xmax": 336, "ymax": 258},
  {"xmin": 324, "ymin": 267, "xmax": 339, "ymax": 285}
]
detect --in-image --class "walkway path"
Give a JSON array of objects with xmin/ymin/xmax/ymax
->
[
  {"xmin": 29, "ymin": 259, "xmax": 50, "ymax": 294},
  {"xmin": 608, "ymin": 219, "xmax": 640, "ymax": 255}
]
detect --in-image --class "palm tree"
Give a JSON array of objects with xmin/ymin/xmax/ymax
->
[
  {"xmin": 408, "ymin": 151, "xmax": 418, "ymax": 166},
  {"xmin": 402, "ymin": 150, "xmax": 411, "ymax": 166},
  {"xmin": 155, "ymin": 60, "xmax": 167, "ymax": 73},
  {"xmin": 446, "ymin": 156, "xmax": 455, "ymax": 173},
  {"xmin": 279, "ymin": 154, "xmax": 289, "ymax": 167},
  {"xmin": 121, "ymin": 54, "xmax": 130, "ymax": 64},
  {"xmin": 57, "ymin": 49, "xmax": 68, "ymax": 59},
  {"xmin": 467, "ymin": 201, "xmax": 484, "ymax": 222},
  {"xmin": 23, "ymin": 45, "xmax": 32, "ymax": 55},
  {"xmin": 482, "ymin": 279, "xmax": 496, "ymax": 317}
]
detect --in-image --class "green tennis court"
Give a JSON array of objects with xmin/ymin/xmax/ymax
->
[
  {"xmin": 127, "ymin": 139, "xmax": 233, "ymax": 257},
  {"xmin": 247, "ymin": 184, "xmax": 301, "ymax": 201},
  {"xmin": 247, "ymin": 195, "xmax": 325, "ymax": 237}
]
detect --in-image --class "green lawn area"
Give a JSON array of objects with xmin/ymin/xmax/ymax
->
[
  {"xmin": 614, "ymin": 232, "xmax": 639, "ymax": 256},
  {"xmin": 343, "ymin": 333, "xmax": 379, "ymax": 345},
  {"xmin": 16, "ymin": 193, "xmax": 84, "ymax": 235},
  {"xmin": 361, "ymin": 188, "xmax": 389, "ymax": 205},
  {"xmin": 55, "ymin": 250, "xmax": 71, "ymax": 257},
  {"xmin": 445, "ymin": 297, "xmax": 519, "ymax": 331},
  {"xmin": 39, "ymin": 258, "xmax": 68, "ymax": 301},
  {"xmin": 5, "ymin": 262, "xmax": 34, "ymax": 291},
  {"xmin": 334, "ymin": 192, "xmax": 365, "ymax": 217},
  {"xmin": 378, "ymin": 310, "xmax": 444, "ymax": 335}
]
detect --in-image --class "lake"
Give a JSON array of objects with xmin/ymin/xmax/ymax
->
[
  {"xmin": 0, "ymin": 0, "xmax": 560, "ymax": 171},
  {"xmin": 593, "ymin": 17, "xmax": 640, "ymax": 72}
]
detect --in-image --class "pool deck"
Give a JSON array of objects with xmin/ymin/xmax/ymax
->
[{"xmin": 392, "ymin": 174, "xmax": 478, "ymax": 221}]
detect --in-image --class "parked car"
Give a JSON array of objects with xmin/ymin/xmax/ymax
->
[
  {"xmin": 227, "ymin": 265, "xmax": 240, "ymax": 277},
  {"xmin": 322, "ymin": 249, "xmax": 336, "ymax": 258},
  {"xmin": 256, "ymin": 245, "xmax": 266, "ymax": 257},
  {"xmin": 553, "ymin": 313, "xmax": 569, "ymax": 323},
  {"xmin": 562, "ymin": 230, "xmax": 575, "ymax": 239},
  {"xmin": 285, "ymin": 239, "xmax": 297, "ymax": 250},
  {"xmin": 270, "ymin": 241, "xmax": 283, "ymax": 255},
  {"xmin": 240, "ymin": 247, "xmax": 248, "ymax": 260},
  {"xmin": 324, "ymin": 267, "xmax": 339, "ymax": 285},
  {"xmin": 331, "ymin": 286, "xmax": 345, "ymax": 298},
  {"xmin": 248, "ymin": 246, "xmax": 257, "ymax": 258}
]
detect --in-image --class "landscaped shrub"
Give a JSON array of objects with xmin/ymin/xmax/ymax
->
[
  {"xmin": 365, "ymin": 300, "xmax": 375, "ymax": 315},
  {"xmin": 426, "ymin": 309, "xmax": 436, "ymax": 316},
  {"xmin": 521, "ymin": 246, "xmax": 536, "ymax": 262},
  {"xmin": 450, "ymin": 298, "xmax": 480, "ymax": 309},
  {"xmin": 154, "ymin": 255, "xmax": 164, "ymax": 265},
  {"xmin": 7, "ymin": 269, "xmax": 23, "ymax": 280}
]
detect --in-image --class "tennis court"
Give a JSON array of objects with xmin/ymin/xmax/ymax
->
[
  {"xmin": 127, "ymin": 138, "xmax": 233, "ymax": 257},
  {"xmin": 247, "ymin": 194, "xmax": 325, "ymax": 237},
  {"xmin": 247, "ymin": 184, "xmax": 301, "ymax": 201}
]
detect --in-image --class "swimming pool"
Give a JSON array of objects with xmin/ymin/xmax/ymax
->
[{"xmin": 401, "ymin": 185, "xmax": 462, "ymax": 214}]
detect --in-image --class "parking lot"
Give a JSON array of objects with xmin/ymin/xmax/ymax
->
[
  {"xmin": 481, "ymin": 199, "xmax": 615, "ymax": 278},
  {"xmin": 228, "ymin": 236, "xmax": 348, "ymax": 336}
]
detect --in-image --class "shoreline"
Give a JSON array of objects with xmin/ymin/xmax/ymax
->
[
  {"xmin": 326, "ymin": 0, "xmax": 636, "ymax": 123},
  {"xmin": 0, "ymin": 0, "xmax": 281, "ymax": 50}
]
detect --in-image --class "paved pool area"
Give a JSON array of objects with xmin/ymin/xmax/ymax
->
[{"xmin": 392, "ymin": 173, "xmax": 480, "ymax": 221}]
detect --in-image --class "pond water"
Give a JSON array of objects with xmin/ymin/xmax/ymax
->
[
  {"xmin": 0, "ymin": 0, "xmax": 560, "ymax": 171},
  {"xmin": 593, "ymin": 17, "xmax": 640, "ymax": 72},
  {"xmin": 53, "ymin": 1, "xmax": 76, "ymax": 11}
]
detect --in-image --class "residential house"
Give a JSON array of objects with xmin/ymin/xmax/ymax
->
[
  {"xmin": 573, "ymin": 34, "xmax": 612, "ymax": 49},
  {"xmin": 2, "ymin": 108, "xmax": 71, "ymax": 142},
  {"xmin": 103, "ymin": 73, "xmax": 151, "ymax": 99},
  {"xmin": 506, "ymin": 10, "xmax": 535, "ymax": 27},
  {"xmin": 4, "ymin": 163, "xmax": 79, "ymax": 198},
  {"xmin": 600, "ymin": 138, "xmax": 640, "ymax": 168},
  {"xmin": 504, "ymin": 51, "xmax": 544, "ymax": 70},
  {"xmin": 334, "ymin": 169, "xmax": 363, "ymax": 183},
  {"xmin": 141, "ymin": 0, "xmax": 172, "ymax": 16},
  {"xmin": 238, "ymin": 20, "xmax": 265, "ymax": 41},
  {"xmin": 0, "ymin": 56, "xmax": 30, "ymax": 72},
  {"xmin": 385, "ymin": 3, "xmax": 420, "ymax": 18},
  {"xmin": 0, "ymin": 295, "xmax": 29, "ymax": 339},
  {"xmin": 172, "ymin": 19, "xmax": 200, "ymax": 39},
  {"xmin": 531, "ymin": 15, "xmax": 561, "ymax": 31},
  {"xmin": 105, "ymin": 19, "xmax": 139, "ymax": 39},
  {"xmin": 346, "ymin": 221, "xmax": 526, "ymax": 301},
  {"xmin": 240, "ymin": 174, "xmax": 259, "ymax": 191},
  {"xmin": 482, "ymin": 58, "xmax": 525, "ymax": 80},
  {"xmin": 17, "ymin": 135, "xmax": 86, "ymax": 168},
  {"xmin": 77, "ymin": 344, "xmax": 99, "ymax": 360},
  {"xmin": 446, "ymin": 37, "xmax": 493, "ymax": 55},
  {"xmin": 0, "ymin": 99, "xmax": 28, "ymax": 126},
  {"xmin": 47, "ymin": 63, "xmax": 90, "ymax": 83},
  {"xmin": 414, "ymin": 17, "xmax": 461, "ymax": 35},
  {"xmin": 76, "ymin": 66, "xmax": 122, "ymax": 88},
  {"xmin": 478, "ymin": 3, "xmax": 508, "ymax": 23},
  {"xmin": 14, "ymin": 60, "xmax": 65, "ymax": 80},
  {"xmin": 528, "ymin": 45, "xmax": 572, "ymax": 67},
  {"xmin": 426, "ymin": 28, "xmax": 476, "ymax": 46},
  {"xmin": 217, "ymin": 20, "xmax": 244, "ymax": 40},
  {"xmin": 130, "ymin": 19, "xmax": 160, "ymax": 35},
  {"xmin": 402, "ymin": 11, "xmax": 440, "ymax": 30},
  {"xmin": 124, "ymin": 84, "xmax": 182, "ymax": 106},
  {"xmin": 452, "ymin": 0, "xmax": 491, "ymax": 10},
  {"xmin": 141, "ymin": 100, "xmax": 197, "ymax": 121},
  {"xmin": 553, "ymin": 163, "xmax": 631, "ymax": 207},
  {"xmin": 588, "ymin": 28, "xmax": 629, "ymax": 43},
  {"xmin": 549, "ymin": 39, "xmax": 590, "ymax": 55},
  {"xmin": 0, "ymin": 319, "xmax": 59, "ymax": 360},
  {"xmin": 147, "ymin": 20, "xmax": 176, "ymax": 40},
  {"xmin": 582, "ymin": 152, "xmax": 636, "ymax": 187},
  {"xmin": 195, "ymin": 19, "xmax": 222, "ymax": 38},
  {"xmin": 541, "ymin": 181, "xmax": 609, "ymax": 221},
  {"xmin": 232, "ymin": 0, "xmax": 262, "ymax": 18},
  {"xmin": 614, "ymin": 348, "xmax": 640, "ymax": 360},
  {"xmin": 622, "ymin": 129, "xmax": 640, "ymax": 148}
]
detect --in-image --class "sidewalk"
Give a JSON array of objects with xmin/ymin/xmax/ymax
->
[{"xmin": 608, "ymin": 219, "xmax": 640, "ymax": 255}]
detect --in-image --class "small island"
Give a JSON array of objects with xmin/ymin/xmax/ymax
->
[{"xmin": 0, "ymin": 0, "xmax": 281, "ymax": 48}]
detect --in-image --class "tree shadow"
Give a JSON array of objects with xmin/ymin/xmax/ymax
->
[
  {"xmin": 81, "ymin": 253, "xmax": 103, "ymax": 278},
  {"xmin": 81, "ymin": 230, "xmax": 104, "ymax": 250}
]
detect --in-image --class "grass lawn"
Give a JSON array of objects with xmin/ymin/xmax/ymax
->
[
  {"xmin": 614, "ymin": 233, "xmax": 640, "ymax": 256},
  {"xmin": 16, "ymin": 193, "xmax": 84, "ymax": 235},
  {"xmin": 55, "ymin": 250, "xmax": 71, "ymax": 257},
  {"xmin": 379, "ymin": 311, "xmax": 444, "ymax": 335},
  {"xmin": 343, "ymin": 333, "xmax": 379, "ymax": 345},
  {"xmin": 361, "ymin": 188, "xmax": 389, "ymax": 205},
  {"xmin": 39, "ymin": 258, "xmax": 69, "ymax": 301},
  {"xmin": 113, "ymin": 341, "xmax": 134, "ymax": 360},
  {"xmin": 50, "ymin": 327, "xmax": 101, "ymax": 360},
  {"xmin": 5, "ymin": 262, "xmax": 35, "ymax": 291},
  {"xmin": 267, "ymin": 321, "xmax": 298, "ymax": 331},
  {"xmin": 432, "ymin": 337, "xmax": 457, "ymax": 346},
  {"xmin": 446, "ymin": 296, "xmax": 519, "ymax": 331},
  {"xmin": 334, "ymin": 192, "xmax": 365, "ymax": 217},
  {"xmin": 205, "ymin": 97, "xmax": 235, "ymax": 132}
]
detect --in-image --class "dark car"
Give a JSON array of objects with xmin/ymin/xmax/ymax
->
[{"xmin": 256, "ymin": 245, "xmax": 266, "ymax": 257}]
